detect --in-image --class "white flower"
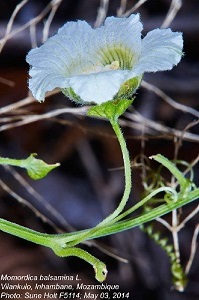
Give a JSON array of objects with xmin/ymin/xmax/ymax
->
[{"xmin": 26, "ymin": 14, "xmax": 183, "ymax": 104}]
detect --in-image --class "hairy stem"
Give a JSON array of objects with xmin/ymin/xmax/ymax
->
[
  {"xmin": 53, "ymin": 246, "xmax": 107, "ymax": 282},
  {"xmin": 0, "ymin": 187, "xmax": 198, "ymax": 248},
  {"xmin": 97, "ymin": 118, "xmax": 132, "ymax": 227}
]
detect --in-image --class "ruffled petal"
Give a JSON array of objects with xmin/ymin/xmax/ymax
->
[
  {"xmin": 26, "ymin": 20, "xmax": 94, "ymax": 100},
  {"xmin": 91, "ymin": 14, "xmax": 142, "ymax": 67},
  {"xmin": 69, "ymin": 70, "xmax": 130, "ymax": 104},
  {"xmin": 133, "ymin": 28, "xmax": 183, "ymax": 74},
  {"xmin": 28, "ymin": 68, "xmax": 69, "ymax": 101},
  {"xmin": 99, "ymin": 13, "xmax": 142, "ymax": 52},
  {"xmin": 26, "ymin": 15, "xmax": 183, "ymax": 104},
  {"xmin": 27, "ymin": 21, "xmax": 93, "ymax": 71}
]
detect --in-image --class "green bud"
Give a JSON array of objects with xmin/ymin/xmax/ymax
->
[{"xmin": 24, "ymin": 154, "xmax": 60, "ymax": 180}]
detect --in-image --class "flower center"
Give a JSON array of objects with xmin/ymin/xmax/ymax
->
[
  {"xmin": 99, "ymin": 45, "xmax": 135, "ymax": 70},
  {"xmin": 82, "ymin": 61, "xmax": 120, "ymax": 75}
]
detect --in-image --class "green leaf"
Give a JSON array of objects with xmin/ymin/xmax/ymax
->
[
  {"xmin": 0, "ymin": 154, "xmax": 60, "ymax": 180},
  {"xmin": 23, "ymin": 154, "xmax": 60, "ymax": 180},
  {"xmin": 87, "ymin": 99, "xmax": 133, "ymax": 121}
]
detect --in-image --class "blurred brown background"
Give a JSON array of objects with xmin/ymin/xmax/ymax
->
[{"xmin": 0, "ymin": 1, "xmax": 199, "ymax": 299}]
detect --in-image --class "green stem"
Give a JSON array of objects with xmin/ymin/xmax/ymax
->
[
  {"xmin": 110, "ymin": 186, "xmax": 178, "ymax": 223},
  {"xmin": 0, "ymin": 187, "xmax": 198, "ymax": 248},
  {"xmin": 63, "ymin": 118, "xmax": 132, "ymax": 247},
  {"xmin": 53, "ymin": 246, "xmax": 107, "ymax": 282},
  {"xmin": 0, "ymin": 219, "xmax": 107, "ymax": 282},
  {"xmin": 0, "ymin": 217, "xmax": 53, "ymax": 247},
  {"xmin": 0, "ymin": 186, "xmax": 198, "ymax": 283},
  {"xmin": 0, "ymin": 157, "xmax": 26, "ymax": 168},
  {"xmin": 86, "ymin": 188, "xmax": 199, "ymax": 240},
  {"xmin": 58, "ymin": 187, "xmax": 199, "ymax": 244},
  {"xmin": 97, "ymin": 118, "xmax": 132, "ymax": 227}
]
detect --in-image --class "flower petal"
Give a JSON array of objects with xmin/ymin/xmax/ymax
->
[
  {"xmin": 26, "ymin": 20, "xmax": 94, "ymax": 101},
  {"xmin": 133, "ymin": 28, "xmax": 183, "ymax": 74},
  {"xmin": 91, "ymin": 14, "xmax": 143, "ymax": 67},
  {"xmin": 69, "ymin": 70, "xmax": 130, "ymax": 104},
  {"xmin": 28, "ymin": 69, "xmax": 69, "ymax": 101},
  {"xmin": 26, "ymin": 14, "xmax": 183, "ymax": 104},
  {"xmin": 100, "ymin": 13, "xmax": 142, "ymax": 52}
]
